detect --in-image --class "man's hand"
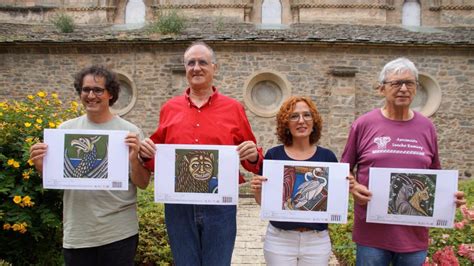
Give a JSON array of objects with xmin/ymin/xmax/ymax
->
[
  {"xmin": 125, "ymin": 133, "xmax": 140, "ymax": 162},
  {"xmin": 139, "ymin": 138, "xmax": 156, "ymax": 160},
  {"xmin": 29, "ymin": 143, "xmax": 48, "ymax": 173},
  {"xmin": 237, "ymin": 140, "xmax": 258, "ymax": 163},
  {"xmin": 347, "ymin": 174, "xmax": 372, "ymax": 205},
  {"xmin": 455, "ymin": 191, "xmax": 466, "ymax": 208}
]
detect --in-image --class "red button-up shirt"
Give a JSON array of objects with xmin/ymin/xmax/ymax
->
[{"xmin": 145, "ymin": 87, "xmax": 263, "ymax": 183}]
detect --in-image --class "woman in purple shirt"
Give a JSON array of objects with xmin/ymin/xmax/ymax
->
[{"xmin": 341, "ymin": 57, "xmax": 466, "ymax": 266}]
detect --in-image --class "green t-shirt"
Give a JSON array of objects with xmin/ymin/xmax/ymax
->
[{"xmin": 59, "ymin": 115, "xmax": 143, "ymax": 248}]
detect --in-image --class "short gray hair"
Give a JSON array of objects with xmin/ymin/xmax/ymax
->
[
  {"xmin": 183, "ymin": 41, "xmax": 217, "ymax": 64},
  {"xmin": 378, "ymin": 57, "xmax": 418, "ymax": 84}
]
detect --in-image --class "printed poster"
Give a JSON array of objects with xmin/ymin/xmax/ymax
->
[
  {"xmin": 154, "ymin": 144, "xmax": 239, "ymax": 205},
  {"xmin": 261, "ymin": 160, "xmax": 350, "ymax": 223},
  {"xmin": 367, "ymin": 167, "xmax": 458, "ymax": 228},
  {"xmin": 43, "ymin": 129, "xmax": 129, "ymax": 190}
]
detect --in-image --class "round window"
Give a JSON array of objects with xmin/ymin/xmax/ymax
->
[
  {"xmin": 244, "ymin": 71, "xmax": 291, "ymax": 117},
  {"xmin": 111, "ymin": 71, "xmax": 137, "ymax": 116},
  {"xmin": 412, "ymin": 73, "xmax": 441, "ymax": 117}
]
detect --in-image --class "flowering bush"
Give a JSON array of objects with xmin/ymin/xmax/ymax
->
[
  {"xmin": 424, "ymin": 246, "xmax": 460, "ymax": 266},
  {"xmin": 426, "ymin": 180, "xmax": 474, "ymax": 266},
  {"xmin": 0, "ymin": 91, "xmax": 82, "ymax": 264},
  {"xmin": 331, "ymin": 179, "xmax": 474, "ymax": 265}
]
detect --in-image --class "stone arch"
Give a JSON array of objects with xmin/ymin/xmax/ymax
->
[
  {"xmin": 125, "ymin": 0, "xmax": 146, "ymax": 24},
  {"xmin": 402, "ymin": 0, "xmax": 421, "ymax": 26},
  {"xmin": 262, "ymin": 0, "xmax": 282, "ymax": 24},
  {"xmin": 112, "ymin": 0, "xmax": 152, "ymax": 24}
]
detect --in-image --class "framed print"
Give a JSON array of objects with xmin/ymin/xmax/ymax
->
[
  {"xmin": 261, "ymin": 160, "xmax": 350, "ymax": 224},
  {"xmin": 43, "ymin": 129, "xmax": 129, "ymax": 190},
  {"xmin": 154, "ymin": 144, "xmax": 239, "ymax": 205},
  {"xmin": 367, "ymin": 167, "xmax": 458, "ymax": 228}
]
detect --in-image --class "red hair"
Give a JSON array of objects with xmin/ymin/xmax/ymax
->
[{"xmin": 276, "ymin": 96, "xmax": 323, "ymax": 146}]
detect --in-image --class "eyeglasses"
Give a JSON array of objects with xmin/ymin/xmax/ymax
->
[
  {"xmin": 184, "ymin": 59, "xmax": 212, "ymax": 68},
  {"xmin": 81, "ymin": 87, "xmax": 106, "ymax": 96},
  {"xmin": 383, "ymin": 80, "xmax": 418, "ymax": 89},
  {"xmin": 289, "ymin": 112, "xmax": 313, "ymax": 122}
]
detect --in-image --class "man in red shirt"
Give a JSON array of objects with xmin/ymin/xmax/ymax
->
[{"xmin": 139, "ymin": 42, "xmax": 263, "ymax": 265}]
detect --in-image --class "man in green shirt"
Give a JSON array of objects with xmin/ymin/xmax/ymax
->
[{"xmin": 29, "ymin": 65, "xmax": 150, "ymax": 265}]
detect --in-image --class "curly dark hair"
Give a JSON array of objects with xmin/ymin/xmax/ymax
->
[
  {"xmin": 276, "ymin": 96, "xmax": 323, "ymax": 146},
  {"xmin": 73, "ymin": 65, "xmax": 120, "ymax": 106}
]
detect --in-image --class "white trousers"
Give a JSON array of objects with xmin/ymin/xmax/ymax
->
[{"xmin": 263, "ymin": 224, "xmax": 331, "ymax": 266}]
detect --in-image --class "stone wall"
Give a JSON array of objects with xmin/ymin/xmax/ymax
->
[
  {"xmin": 0, "ymin": 43, "xmax": 472, "ymax": 178},
  {"xmin": 1, "ymin": 0, "xmax": 473, "ymax": 27}
]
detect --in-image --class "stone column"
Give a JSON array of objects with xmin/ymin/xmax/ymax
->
[{"xmin": 327, "ymin": 66, "xmax": 358, "ymax": 157}]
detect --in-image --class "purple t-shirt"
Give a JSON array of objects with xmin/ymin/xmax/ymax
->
[{"xmin": 341, "ymin": 108, "xmax": 440, "ymax": 252}]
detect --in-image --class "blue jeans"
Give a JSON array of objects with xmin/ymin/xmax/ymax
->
[
  {"xmin": 356, "ymin": 244, "xmax": 427, "ymax": 266},
  {"xmin": 165, "ymin": 204, "xmax": 237, "ymax": 266}
]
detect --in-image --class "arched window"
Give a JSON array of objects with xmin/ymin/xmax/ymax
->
[
  {"xmin": 262, "ymin": 0, "xmax": 282, "ymax": 24},
  {"xmin": 125, "ymin": 0, "xmax": 146, "ymax": 24},
  {"xmin": 402, "ymin": 0, "xmax": 421, "ymax": 27}
]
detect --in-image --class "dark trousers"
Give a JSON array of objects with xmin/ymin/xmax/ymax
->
[{"xmin": 63, "ymin": 234, "xmax": 138, "ymax": 266}]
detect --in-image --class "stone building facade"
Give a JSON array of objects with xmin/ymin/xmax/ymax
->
[{"xmin": 0, "ymin": 0, "xmax": 473, "ymax": 179}]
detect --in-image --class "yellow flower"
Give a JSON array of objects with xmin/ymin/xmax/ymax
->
[
  {"xmin": 11, "ymin": 224, "xmax": 21, "ymax": 231},
  {"xmin": 34, "ymin": 124, "xmax": 41, "ymax": 130},
  {"xmin": 27, "ymin": 159, "xmax": 34, "ymax": 166},
  {"xmin": 71, "ymin": 101, "xmax": 79, "ymax": 108},
  {"xmin": 24, "ymin": 122, "xmax": 32, "ymax": 128},
  {"xmin": 48, "ymin": 122, "xmax": 56, "ymax": 128},
  {"xmin": 27, "ymin": 95, "xmax": 34, "ymax": 100},
  {"xmin": 51, "ymin": 93, "xmax": 58, "ymax": 99},
  {"xmin": 3, "ymin": 223, "xmax": 11, "ymax": 230},
  {"xmin": 37, "ymin": 91, "xmax": 46, "ymax": 98},
  {"xmin": 22, "ymin": 171, "xmax": 30, "ymax": 180},
  {"xmin": 25, "ymin": 137, "xmax": 33, "ymax": 143},
  {"xmin": 36, "ymin": 118, "xmax": 43, "ymax": 124},
  {"xmin": 13, "ymin": 196, "xmax": 22, "ymax": 204},
  {"xmin": 13, "ymin": 161, "xmax": 20, "ymax": 168},
  {"xmin": 22, "ymin": 196, "xmax": 31, "ymax": 204},
  {"xmin": 7, "ymin": 159, "xmax": 14, "ymax": 165},
  {"xmin": 19, "ymin": 223, "xmax": 27, "ymax": 233},
  {"xmin": 22, "ymin": 196, "xmax": 34, "ymax": 207}
]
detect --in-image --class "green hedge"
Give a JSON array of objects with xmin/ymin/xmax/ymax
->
[
  {"xmin": 330, "ymin": 179, "xmax": 474, "ymax": 265},
  {"xmin": 136, "ymin": 182, "xmax": 173, "ymax": 265}
]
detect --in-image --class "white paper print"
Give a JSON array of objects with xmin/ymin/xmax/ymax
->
[
  {"xmin": 367, "ymin": 167, "xmax": 458, "ymax": 228},
  {"xmin": 261, "ymin": 160, "xmax": 350, "ymax": 223},
  {"xmin": 154, "ymin": 144, "xmax": 239, "ymax": 205},
  {"xmin": 43, "ymin": 129, "xmax": 129, "ymax": 190}
]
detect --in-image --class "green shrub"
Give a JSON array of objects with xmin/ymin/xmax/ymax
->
[
  {"xmin": 148, "ymin": 10, "xmax": 186, "ymax": 35},
  {"xmin": 136, "ymin": 182, "xmax": 173, "ymax": 265},
  {"xmin": 0, "ymin": 92, "xmax": 82, "ymax": 264},
  {"xmin": 329, "ymin": 196, "xmax": 356, "ymax": 265},
  {"xmin": 50, "ymin": 12, "xmax": 75, "ymax": 33},
  {"xmin": 330, "ymin": 179, "xmax": 474, "ymax": 265}
]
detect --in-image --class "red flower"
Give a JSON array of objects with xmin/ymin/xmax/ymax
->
[{"xmin": 432, "ymin": 246, "xmax": 459, "ymax": 266}]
